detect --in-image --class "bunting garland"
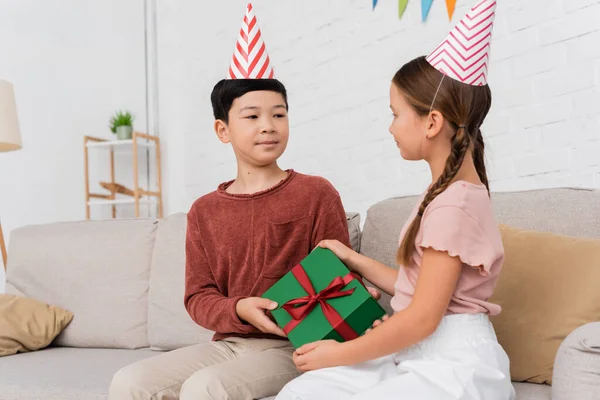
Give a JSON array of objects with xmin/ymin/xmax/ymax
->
[
  {"xmin": 399, "ymin": 0, "xmax": 409, "ymax": 18},
  {"xmin": 373, "ymin": 0, "xmax": 459, "ymax": 21},
  {"xmin": 446, "ymin": 0, "xmax": 456, "ymax": 19},
  {"xmin": 421, "ymin": 0, "xmax": 434, "ymax": 21}
]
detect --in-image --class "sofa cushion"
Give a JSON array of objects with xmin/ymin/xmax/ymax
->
[
  {"xmin": 360, "ymin": 196, "xmax": 416, "ymax": 315},
  {"xmin": 552, "ymin": 322, "xmax": 600, "ymax": 400},
  {"xmin": 489, "ymin": 188, "xmax": 600, "ymax": 238},
  {"xmin": 5, "ymin": 219, "xmax": 157, "ymax": 349},
  {"xmin": 346, "ymin": 212, "xmax": 361, "ymax": 252},
  {"xmin": 0, "ymin": 350, "xmax": 549, "ymax": 400},
  {"xmin": 148, "ymin": 213, "xmax": 214, "ymax": 351},
  {"xmin": 513, "ymin": 383, "xmax": 551, "ymax": 400},
  {"xmin": 489, "ymin": 225, "xmax": 600, "ymax": 385},
  {"xmin": 0, "ymin": 347, "xmax": 159, "ymax": 400},
  {"xmin": 0, "ymin": 294, "xmax": 74, "ymax": 356},
  {"xmin": 148, "ymin": 212, "xmax": 363, "ymax": 351}
]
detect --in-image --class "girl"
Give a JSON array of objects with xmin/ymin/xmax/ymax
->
[{"xmin": 275, "ymin": 1, "xmax": 516, "ymax": 398}]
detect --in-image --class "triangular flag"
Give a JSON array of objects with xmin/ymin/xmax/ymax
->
[
  {"xmin": 426, "ymin": 0, "xmax": 496, "ymax": 86},
  {"xmin": 399, "ymin": 0, "xmax": 409, "ymax": 19},
  {"xmin": 373, "ymin": 0, "xmax": 379, "ymax": 10},
  {"xmin": 446, "ymin": 0, "xmax": 456, "ymax": 20},
  {"xmin": 227, "ymin": 3, "xmax": 274, "ymax": 79},
  {"xmin": 421, "ymin": 0, "xmax": 434, "ymax": 21}
]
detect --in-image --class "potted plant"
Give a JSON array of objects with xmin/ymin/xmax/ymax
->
[{"xmin": 109, "ymin": 110, "xmax": 135, "ymax": 140}]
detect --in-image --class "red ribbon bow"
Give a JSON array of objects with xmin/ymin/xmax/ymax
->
[{"xmin": 282, "ymin": 264, "xmax": 360, "ymax": 341}]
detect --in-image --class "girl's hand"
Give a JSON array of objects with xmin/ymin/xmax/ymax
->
[
  {"xmin": 293, "ymin": 340, "xmax": 346, "ymax": 372},
  {"xmin": 364, "ymin": 314, "xmax": 390, "ymax": 335},
  {"xmin": 317, "ymin": 240, "xmax": 356, "ymax": 265},
  {"xmin": 317, "ymin": 240, "xmax": 381, "ymax": 300},
  {"xmin": 366, "ymin": 286, "xmax": 382, "ymax": 301}
]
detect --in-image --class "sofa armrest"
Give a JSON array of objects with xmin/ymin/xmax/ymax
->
[{"xmin": 552, "ymin": 322, "xmax": 600, "ymax": 400}]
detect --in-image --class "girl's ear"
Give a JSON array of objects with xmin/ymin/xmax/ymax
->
[
  {"xmin": 425, "ymin": 110, "xmax": 445, "ymax": 139},
  {"xmin": 214, "ymin": 120, "xmax": 230, "ymax": 144}
]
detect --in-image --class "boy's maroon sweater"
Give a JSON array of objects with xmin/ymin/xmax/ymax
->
[{"xmin": 184, "ymin": 170, "xmax": 352, "ymax": 341}]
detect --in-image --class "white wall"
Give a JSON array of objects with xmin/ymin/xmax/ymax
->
[
  {"xmin": 0, "ymin": 0, "xmax": 147, "ymax": 291},
  {"xmin": 157, "ymin": 0, "xmax": 600, "ymax": 219}
]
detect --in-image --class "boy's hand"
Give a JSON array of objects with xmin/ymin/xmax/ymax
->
[{"xmin": 235, "ymin": 297, "xmax": 286, "ymax": 337}]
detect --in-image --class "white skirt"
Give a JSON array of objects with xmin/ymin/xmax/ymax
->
[{"xmin": 276, "ymin": 313, "xmax": 516, "ymax": 400}]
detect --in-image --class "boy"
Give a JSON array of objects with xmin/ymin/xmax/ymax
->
[{"xmin": 109, "ymin": 4, "xmax": 371, "ymax": 399}]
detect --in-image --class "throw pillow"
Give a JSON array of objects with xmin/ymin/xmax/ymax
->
[
  {"xmin": 489, "ymin": 225, "xmax": 600, "ymax": 384},
  {"xmin": 0, "ymin": 294, "xmax": 74, "ymax": 356}
]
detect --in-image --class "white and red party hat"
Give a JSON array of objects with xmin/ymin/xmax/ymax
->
[
  {"xmin": 426, "ymin": 0, "xmax": 496, "ymax": 86},
  {"xmin": 228, "ymin": 3, "xmax": 274, "ymax": 79}
]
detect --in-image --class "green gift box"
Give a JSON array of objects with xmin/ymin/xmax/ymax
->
[{"xmin": 262, "ymin": 247, "xmax": 386, "ymax": 349}]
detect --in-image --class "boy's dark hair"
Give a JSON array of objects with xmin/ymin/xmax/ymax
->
[{"xmin": 210, "ymin": 78, "xmax": 289, "ymax": 123}]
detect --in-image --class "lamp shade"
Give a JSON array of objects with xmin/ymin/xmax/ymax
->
[{"xmin": 0, "ymin": 80, "xmax": 22, "ymax": 152}]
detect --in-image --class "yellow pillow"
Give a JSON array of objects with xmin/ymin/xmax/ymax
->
[
  {"xmin": 0, "ymin": 294, "xmax": 74, "ymax": 356},
  {"xmin": 490, "ymin": 225, "xmax": 600, "ymax": 385}
]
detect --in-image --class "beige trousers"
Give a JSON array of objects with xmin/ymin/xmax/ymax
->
[{"xmin": 109, "ymin": 337, "xmax": 299, "ymax": 400}]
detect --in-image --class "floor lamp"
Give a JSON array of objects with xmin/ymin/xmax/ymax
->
[{"xmin": 0, "ymin": 80, "xmax": 22, "ymax": 270}]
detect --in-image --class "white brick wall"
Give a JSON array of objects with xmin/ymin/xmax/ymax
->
[{"xmin": 157, "ymin": 0, "xmax": 600, "ymax": 219}]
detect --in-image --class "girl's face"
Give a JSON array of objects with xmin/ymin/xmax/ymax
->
[{"xmin": 389, "ymin": 83, "xmax": 428, "ymax": 161}]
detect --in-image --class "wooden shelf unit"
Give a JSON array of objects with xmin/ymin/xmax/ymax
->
[{"xmin": 84, "ymin": 132, "xmax": 163, "ymax": 219}]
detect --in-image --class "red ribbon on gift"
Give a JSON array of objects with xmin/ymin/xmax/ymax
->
[{"xmin": 282, "ymin": 264, "xmax": 361, "ymax": 341}]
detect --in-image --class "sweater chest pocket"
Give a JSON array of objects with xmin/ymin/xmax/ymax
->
[
  {"xmin": 262, "ymin": 216, "xmax": 312, "ymax": 278},
  {"xmin": 267, "ymin": 216, "xmax": 311, "ymax": 247}
]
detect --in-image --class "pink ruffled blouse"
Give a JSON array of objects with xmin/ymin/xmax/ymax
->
[{"xmin": 390, "ymin": 181, "xmax": 504, "ymax": 316}]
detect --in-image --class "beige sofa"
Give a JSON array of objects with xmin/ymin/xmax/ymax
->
[{"xmin": 1, "ymin": 188, "xmax": 599, "ymax": 400}]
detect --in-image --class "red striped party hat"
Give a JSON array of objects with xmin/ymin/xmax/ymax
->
[
  {"xmin": 228, "ymin": 3, "xmax": 274, "ymax": 79},
  {"xmin": 426, "ymin": 0, "xmax": 497, "ymax": 86}
]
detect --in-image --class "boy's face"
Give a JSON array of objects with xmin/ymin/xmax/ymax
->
[{"xmin": 215, "ymin": 90, "xmax": 289, "ymax": 167}]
